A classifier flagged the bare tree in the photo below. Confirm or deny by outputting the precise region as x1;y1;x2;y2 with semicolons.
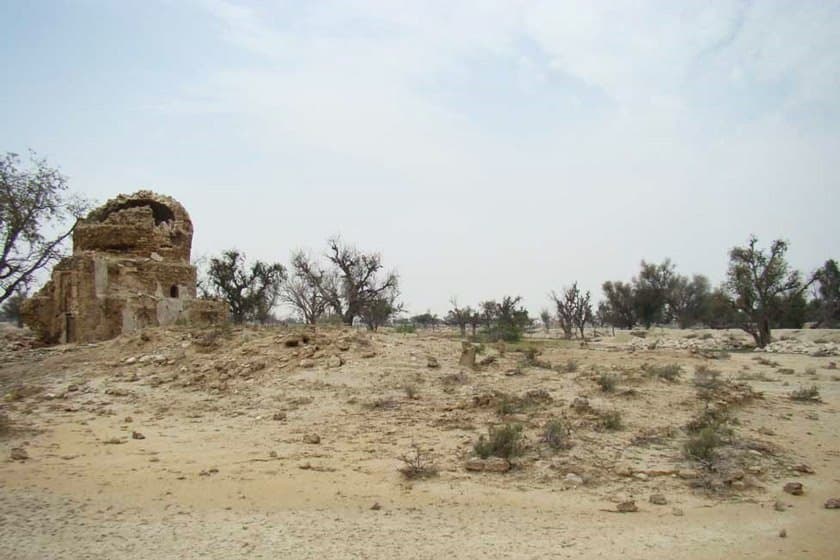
281;251;329;324
550;282;592;339
726;236;814;348
446;298;471;337
322;237;400;326
1;151;88;304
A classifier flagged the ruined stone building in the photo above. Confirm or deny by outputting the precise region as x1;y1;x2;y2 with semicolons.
22;191;227;343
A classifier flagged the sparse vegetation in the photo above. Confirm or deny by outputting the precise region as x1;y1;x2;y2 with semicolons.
395;323;416;334
789;385;820;402
598;410;623;431
541;417;572;450
597;373;618;392
647;363;682;382
684;426;724;467
403;383;419;400
473;424;524;459
561;359;578;373
397;444;438;479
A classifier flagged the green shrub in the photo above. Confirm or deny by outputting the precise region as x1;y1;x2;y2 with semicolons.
542;417;572;450
597;373;618;392
684;426;723;466
598;410;623;431
473;424;524;459
395;323;416;334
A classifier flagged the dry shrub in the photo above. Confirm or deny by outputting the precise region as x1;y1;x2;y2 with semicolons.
541;417;572;450
597;373;618;392
789;385;820;402
398;444;438;479
647;363;682;382
597;410;623;431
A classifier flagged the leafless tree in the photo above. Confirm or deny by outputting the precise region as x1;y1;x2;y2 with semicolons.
550;282;592;339
446;298;471;337
281;251;330;324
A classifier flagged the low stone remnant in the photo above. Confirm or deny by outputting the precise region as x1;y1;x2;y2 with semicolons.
783;482;804;495
825;498;840;509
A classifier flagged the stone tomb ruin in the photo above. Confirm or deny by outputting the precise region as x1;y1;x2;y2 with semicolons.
22;191;227;343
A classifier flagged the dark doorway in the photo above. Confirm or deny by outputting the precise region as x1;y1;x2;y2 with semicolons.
170;285;179;298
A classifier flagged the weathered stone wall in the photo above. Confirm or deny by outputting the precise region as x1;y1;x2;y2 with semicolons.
21;191;227;343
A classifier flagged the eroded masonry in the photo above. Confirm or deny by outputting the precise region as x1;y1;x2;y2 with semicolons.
22;191;227;343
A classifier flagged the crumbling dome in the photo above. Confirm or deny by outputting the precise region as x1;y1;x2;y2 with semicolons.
22;191;226;343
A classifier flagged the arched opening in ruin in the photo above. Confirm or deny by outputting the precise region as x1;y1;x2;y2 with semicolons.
169;285;179;298
94;199;176;225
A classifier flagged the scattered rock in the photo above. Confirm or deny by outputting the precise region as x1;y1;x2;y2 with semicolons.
672;507;684;516
299;359;315;369
616;500;638;513
571;397;590;412
131;431;145;440
272;412;287;421
564;473;584;487
649;494;668;505
824;498;840;509
303;433;321;444
124;416;133;423
465;457;511;473
484;457;512;473
779;529;787;538
361;351;376;359
783;482;804;496
10;447;28;461
102;437;125;445
678;469;699;480
774;500;788;512
791;464;814;474
426;356;440;369
326;355;344;368
370;502;382;511
269;451;278;458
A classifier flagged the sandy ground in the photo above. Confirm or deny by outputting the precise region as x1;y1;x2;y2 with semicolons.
1;325;838;559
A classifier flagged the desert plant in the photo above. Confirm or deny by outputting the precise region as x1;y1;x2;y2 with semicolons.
598;410;623;431
473;423;524;459
395;323;416;334
561;359;578;373
684;426;723;467
397;444;438;479
597;373;618;393
789;385;820;402
541;417;572;450
648;363;682;382
403;383;419;400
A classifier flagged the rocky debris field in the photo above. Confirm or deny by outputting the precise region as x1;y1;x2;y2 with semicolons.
1;324;839;559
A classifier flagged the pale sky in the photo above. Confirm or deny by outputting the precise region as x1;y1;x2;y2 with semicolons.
2;0;838;317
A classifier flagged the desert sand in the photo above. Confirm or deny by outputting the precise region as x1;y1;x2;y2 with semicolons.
1;325;838;559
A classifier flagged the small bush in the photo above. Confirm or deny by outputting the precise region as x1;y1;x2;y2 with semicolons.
805;367;817;376
597;373;618;393
754;356;780;367
441;372;469;386
648;363;682;382
789;385;820;402
563;359;579;373
398;444;438;479
777;367;795;375
473;424;524;459
395;324;416;334
598;410;623;431
693;365;721;389
366;397;399;410
684;426;723;466
685;407;732;435
403;384;419;400
542;417;572;450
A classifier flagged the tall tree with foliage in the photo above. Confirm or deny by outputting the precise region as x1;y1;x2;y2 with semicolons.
669;274;710;328
0;151;88;305
813;259;840;327
600;281;637;329
725;236;813;347
632;259;677;328
205;250;286;323
481;296;530;342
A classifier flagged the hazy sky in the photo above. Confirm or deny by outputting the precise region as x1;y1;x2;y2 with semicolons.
2;0;838;316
